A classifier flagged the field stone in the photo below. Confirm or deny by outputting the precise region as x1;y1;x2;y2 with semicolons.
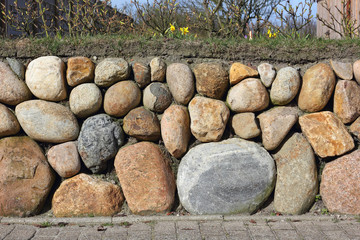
226;78;269;112
78;114;125;173
257;106;299;151
333;80;360;123
15;100;79;143
330;59;353;80
229;62;258;85
353;60;360;84
69;83;103;118
320;149;360;214
298;63;336;112
194;63;229;99
299;111;354;158
0;61;32;105
161;105;191;158
177;138;276;215
0;103;20;137
66;57;95;87
273;133;318;215
133;62;151;88
258;63;276;87
47;142;81;178
94;58;130;87
26;56;67;101
123;107;161;141
6;57;25;80
104;81;141;117
350;116;360;139
189;96;230;142
231;113;260;139
0;136;55;217
143;82;172;113
52;174;124;217
150;57;166;82
270;67;300;105
115;142;176;215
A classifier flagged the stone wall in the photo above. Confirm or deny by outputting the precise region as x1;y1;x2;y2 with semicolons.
0;56;359;217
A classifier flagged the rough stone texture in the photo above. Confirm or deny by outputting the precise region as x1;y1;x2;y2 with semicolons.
350;116;360;139
320;150;360;214
15;100;79;143
333;80;360;124
133;62;151;88
6;57;25;80
94;58;130;87
166;63;195;105
353;60;360;84
0;61;32;105
177;138;275;215
66;57;95;87
270;67;300;105
0;103;20;137
258;63;276;87
231;113;260;139
52;174;124;217
150;57;166;82
0;136;55;217
189;96;230;142
47;142;81;178
194;63;229;99
25;56;67;101
115;142;176;215
143;82;172;113
273;133;318;215
330;59;353;80
69;83;103;118
104;81;141;117
257;106;299;151
226;78;269;112
230;62;258;85
299;111;354;158
77;114;125;173
298;63;336;112
123;107;161;141
161;105;191;158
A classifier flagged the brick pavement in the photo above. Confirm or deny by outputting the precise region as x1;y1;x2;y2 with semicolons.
0;215;359;240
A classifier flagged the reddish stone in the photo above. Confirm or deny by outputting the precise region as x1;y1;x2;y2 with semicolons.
114;142;176;215
320;150;360;214
133;62;151;88
66;57;95;87
230;62;258;85
333;80;360;123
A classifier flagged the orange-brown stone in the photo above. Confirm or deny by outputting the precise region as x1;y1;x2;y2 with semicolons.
333;80;360;124
114;142;176;215
298;63;336;112
52;174;124;217
320;150;360;214
161;105;191;158
66;57;95;87
299;111;354;158
229;62;258;85
0;136;55;217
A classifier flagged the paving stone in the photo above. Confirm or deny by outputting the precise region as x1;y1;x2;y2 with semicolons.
202;236;227;240
341;225;360;236
31;237;56;240
127;222;152;231
324;231;351;240
199;222;225;235
54;231;81;240
313;221;341;230
154;221;176;234
0;225;15;239
154;235;176;240
3;225;36;240
273;230;302;240
78;231;103;240
128;232;152;240
293;225;324;239
223;221;247;231
248;225;276;238
35;228;60;236
227;231;252;240
268;221;293;230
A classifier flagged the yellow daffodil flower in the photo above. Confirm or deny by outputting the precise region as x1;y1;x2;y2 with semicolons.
170;23;175;32
180;27;189;35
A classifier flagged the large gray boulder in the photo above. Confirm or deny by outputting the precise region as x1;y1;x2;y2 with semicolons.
177;138;276;215
78;114;125;173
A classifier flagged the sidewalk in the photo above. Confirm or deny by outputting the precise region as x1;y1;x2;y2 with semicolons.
0;215;359;240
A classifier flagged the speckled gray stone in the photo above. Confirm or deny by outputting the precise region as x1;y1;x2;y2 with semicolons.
143;82;172;113
77;114;125;173
6;58;25;80
177;138;276;215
